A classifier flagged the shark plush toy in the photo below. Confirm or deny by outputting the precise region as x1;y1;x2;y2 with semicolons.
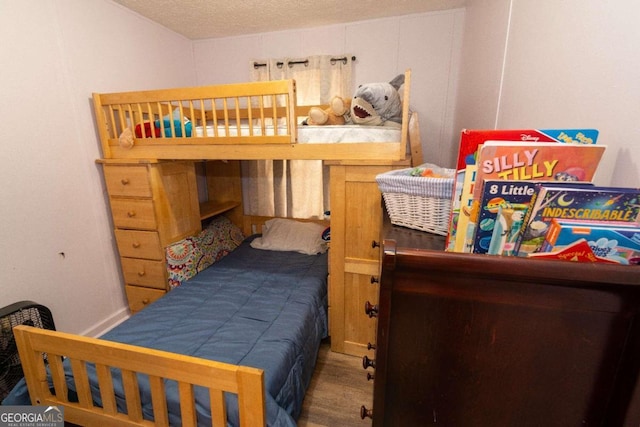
302;74;405;128
350;74;405;128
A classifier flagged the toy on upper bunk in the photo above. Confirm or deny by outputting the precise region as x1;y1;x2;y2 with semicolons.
302;74;405;128
137;109;192;138
303;96;352;126
121;109;192;148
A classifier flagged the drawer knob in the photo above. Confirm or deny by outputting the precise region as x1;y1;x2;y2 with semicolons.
142;298;150;305
362;355;376;370
137;271;146;277
121;178;130;185
367;342;376;351
364;301;379;318
360;406;373;419
371;240;380;248
370;276;379;284
132;242;141;248
127;211;136;217
367;372;375;381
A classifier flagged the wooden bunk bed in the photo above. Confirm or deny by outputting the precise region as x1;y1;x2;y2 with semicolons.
10;70;418;426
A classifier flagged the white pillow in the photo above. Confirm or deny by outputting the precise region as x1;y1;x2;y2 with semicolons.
250;218;328;255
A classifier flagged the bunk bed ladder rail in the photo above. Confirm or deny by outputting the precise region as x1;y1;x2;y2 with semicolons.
13;325;266;427
93;79;297;159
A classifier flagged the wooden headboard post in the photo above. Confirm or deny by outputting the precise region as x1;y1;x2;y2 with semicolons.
399;69;412;161
93;93;112;159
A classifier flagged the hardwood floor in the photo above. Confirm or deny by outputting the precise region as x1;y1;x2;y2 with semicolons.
298;340;374;427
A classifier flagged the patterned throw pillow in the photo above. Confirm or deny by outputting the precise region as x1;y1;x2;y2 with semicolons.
165;216;245;289
165;237;201;289
196;216;245;273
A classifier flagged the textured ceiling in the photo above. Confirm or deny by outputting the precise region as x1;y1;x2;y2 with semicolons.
114;0;466;40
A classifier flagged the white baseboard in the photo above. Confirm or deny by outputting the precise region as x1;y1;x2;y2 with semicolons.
81;307;130;338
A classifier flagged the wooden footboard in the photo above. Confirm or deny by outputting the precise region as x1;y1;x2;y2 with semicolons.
13;325;266;427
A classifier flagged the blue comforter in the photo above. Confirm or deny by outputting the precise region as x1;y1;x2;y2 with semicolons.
5;237;328;426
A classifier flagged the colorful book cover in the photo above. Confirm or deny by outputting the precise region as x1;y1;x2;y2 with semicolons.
527;239;620;264
537;219;640;265
486;204;529;256
452;164;477;252
472;180;537;254
472;142;606;203
514;185;640;257
445;129;599;252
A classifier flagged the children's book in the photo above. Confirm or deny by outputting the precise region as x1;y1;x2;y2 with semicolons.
527;239;620;264
452;164;477;253
472;180;537;254
514;185;640;257
536;219;640;265
487;205;529;256
445;129;599;252
472;142;606;204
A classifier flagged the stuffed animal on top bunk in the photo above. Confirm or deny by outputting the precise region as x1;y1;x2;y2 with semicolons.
302;74;405;128
303;96;352;126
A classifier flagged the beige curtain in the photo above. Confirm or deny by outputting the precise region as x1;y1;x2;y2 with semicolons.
244;55;353;218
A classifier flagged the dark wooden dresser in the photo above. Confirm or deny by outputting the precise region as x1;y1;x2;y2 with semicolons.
362;222;640;426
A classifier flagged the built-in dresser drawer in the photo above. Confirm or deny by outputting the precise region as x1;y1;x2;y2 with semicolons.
103;165;152;198
110;199;157;230
114;229;163;260
124;285;165;312
120;258;166;288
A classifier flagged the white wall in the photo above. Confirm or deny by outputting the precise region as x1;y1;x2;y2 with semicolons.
193;9;466;168
456;0;640;187
0;0;195;335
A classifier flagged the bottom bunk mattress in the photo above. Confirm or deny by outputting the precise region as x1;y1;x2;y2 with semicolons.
108;236;328;426
6;236;329;427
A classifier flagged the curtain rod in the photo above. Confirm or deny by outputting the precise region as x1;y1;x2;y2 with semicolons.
253;56;356;69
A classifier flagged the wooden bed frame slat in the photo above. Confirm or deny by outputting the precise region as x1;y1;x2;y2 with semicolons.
68;359;92;408
122;369;143;422
13;325;266;427
96;363;118;415
178;382;197;426
148;375;169;427
210;389;227;426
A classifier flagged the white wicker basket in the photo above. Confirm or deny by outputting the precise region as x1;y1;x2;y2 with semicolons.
376;164;455;235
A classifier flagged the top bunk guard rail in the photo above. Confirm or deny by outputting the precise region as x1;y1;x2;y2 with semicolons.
93;70;413;162
94;79;298;159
